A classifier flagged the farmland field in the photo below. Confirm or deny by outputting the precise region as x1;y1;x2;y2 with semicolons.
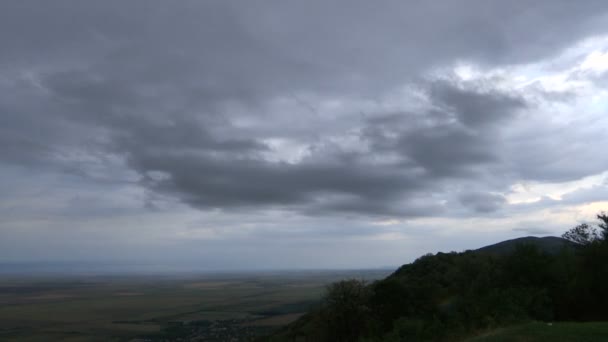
0;269;389;341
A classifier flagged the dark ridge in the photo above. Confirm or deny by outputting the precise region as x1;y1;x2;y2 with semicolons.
263;232;608;342
475;236;576;256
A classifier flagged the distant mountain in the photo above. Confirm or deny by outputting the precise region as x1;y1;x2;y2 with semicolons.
475;236;576;255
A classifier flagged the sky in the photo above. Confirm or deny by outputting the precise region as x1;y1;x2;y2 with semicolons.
1;1;608;271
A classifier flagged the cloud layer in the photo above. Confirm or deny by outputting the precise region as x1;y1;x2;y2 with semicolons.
1;1;608;268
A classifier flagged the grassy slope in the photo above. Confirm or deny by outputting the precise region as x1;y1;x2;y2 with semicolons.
467;322;608;342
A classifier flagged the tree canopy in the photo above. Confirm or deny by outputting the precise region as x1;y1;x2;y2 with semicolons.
267;212;608;342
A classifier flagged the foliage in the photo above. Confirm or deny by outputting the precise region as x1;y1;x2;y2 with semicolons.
467;321;608;342
267;212;608;341
562;223;598;245
320;279;373;342
597;212;608;240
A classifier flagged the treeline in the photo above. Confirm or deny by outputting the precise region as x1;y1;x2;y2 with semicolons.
265;213;608;341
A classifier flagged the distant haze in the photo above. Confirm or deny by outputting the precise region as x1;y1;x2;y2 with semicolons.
1;1;608;270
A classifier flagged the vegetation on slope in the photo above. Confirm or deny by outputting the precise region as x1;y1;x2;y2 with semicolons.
467;321;608;342
265;212;608;341
475;236;576;256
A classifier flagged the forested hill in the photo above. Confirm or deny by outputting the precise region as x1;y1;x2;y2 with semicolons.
474;236;576;255
389;235;575;278
264;214;608;342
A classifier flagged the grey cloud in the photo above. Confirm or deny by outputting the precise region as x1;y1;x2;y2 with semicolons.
3;1;608;91
364;79;528;178
523;81;579;104
0;54;551;218
3;1;608;268
16;40;527;217
108;79;527;216
512;227;554;235
130;148;422;216
1;0;608;221
513;184;608;212
503;114;608;183
458;191;507;213
399;124;495;177
429;79;527;128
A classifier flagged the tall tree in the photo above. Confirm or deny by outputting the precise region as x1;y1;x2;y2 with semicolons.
597;212;608;241
562;223;598;245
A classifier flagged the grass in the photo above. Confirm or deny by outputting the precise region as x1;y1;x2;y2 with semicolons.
467;321;608;342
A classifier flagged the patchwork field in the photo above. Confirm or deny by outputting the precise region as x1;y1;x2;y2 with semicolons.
0;269;389;341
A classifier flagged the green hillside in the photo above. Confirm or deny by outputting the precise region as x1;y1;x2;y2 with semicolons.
468;322;608;342
264;213;608;341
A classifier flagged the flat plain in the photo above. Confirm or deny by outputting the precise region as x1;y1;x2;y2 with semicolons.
0;269;389;341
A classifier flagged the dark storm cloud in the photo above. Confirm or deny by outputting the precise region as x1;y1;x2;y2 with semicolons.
428;80;527;128
32;63;528;216
458;191;507;213
56;76;526;215
3;1;608;91
118;119;428;215
362;80;527;178
2;0;608;218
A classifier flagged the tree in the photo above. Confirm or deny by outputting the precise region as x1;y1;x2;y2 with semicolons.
561;223;598;245
321;279;372;342
597;212;608;241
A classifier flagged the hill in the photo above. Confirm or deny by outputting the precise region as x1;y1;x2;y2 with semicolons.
475;236;576;256
264;228;608;342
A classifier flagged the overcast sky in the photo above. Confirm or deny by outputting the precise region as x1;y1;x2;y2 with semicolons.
1;1;608;271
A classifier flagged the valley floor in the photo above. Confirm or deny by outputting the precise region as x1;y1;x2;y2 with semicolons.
0;269;389;341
